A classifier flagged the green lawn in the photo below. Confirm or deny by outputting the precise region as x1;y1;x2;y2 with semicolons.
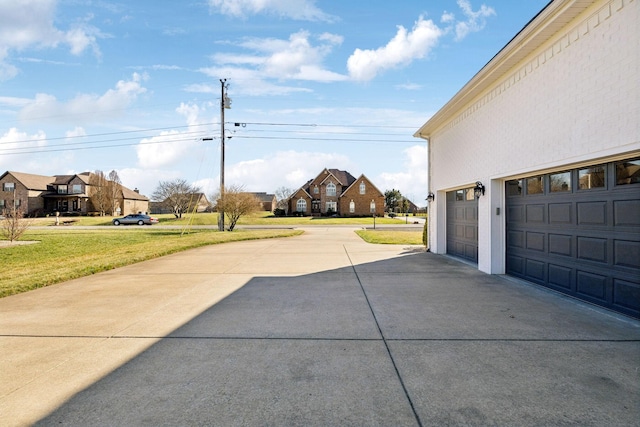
0;228;301;298
355;229;424;245
3;212;426;298
29;211;410;227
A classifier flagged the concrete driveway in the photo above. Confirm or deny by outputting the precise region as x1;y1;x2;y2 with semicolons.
1;227;638;426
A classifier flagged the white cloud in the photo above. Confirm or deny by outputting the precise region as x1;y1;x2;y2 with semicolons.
199;31;345;95
0;0;105;80
347;16;443;82
222;150;353;194
450;0;496;41
65;126;86;138
18;73;147;123
208;0;335;22
135;102;210;169
376;144;428;206
0;127;47;171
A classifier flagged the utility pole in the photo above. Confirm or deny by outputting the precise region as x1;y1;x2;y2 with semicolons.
218;79;231;231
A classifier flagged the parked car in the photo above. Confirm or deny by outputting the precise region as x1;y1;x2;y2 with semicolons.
112;214;159;226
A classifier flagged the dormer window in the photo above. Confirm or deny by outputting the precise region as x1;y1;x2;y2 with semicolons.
72;184;82;194
359;182;366;194
326;182;336;196
57;185;68;194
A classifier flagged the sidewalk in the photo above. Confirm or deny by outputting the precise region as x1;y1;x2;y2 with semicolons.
1;227;638;426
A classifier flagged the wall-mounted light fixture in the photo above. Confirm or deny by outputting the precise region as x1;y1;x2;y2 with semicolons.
474;181;485;199
426;192;435;202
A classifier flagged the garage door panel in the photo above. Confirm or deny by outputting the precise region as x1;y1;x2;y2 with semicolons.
525;259;546;282
613;279;640;312
577;201;607;225
576;271;608;301
526;204;545;223
549;234;572;256
548;264;572;290
577;237;607;263
549;203;572;223
613;199;640;226
614;240;640;269
526;232;545;251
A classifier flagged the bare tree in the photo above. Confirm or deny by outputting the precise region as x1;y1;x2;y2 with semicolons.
217;185;262;231
89;170;109;216
151;179;201;218
274;186;295;211
107;170;122;215
1;206;31;242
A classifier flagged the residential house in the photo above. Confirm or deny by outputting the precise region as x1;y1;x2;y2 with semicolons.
0;171;149;216
414;0;639;318
248;192;277;211
149;193;210;214
288;168;385;217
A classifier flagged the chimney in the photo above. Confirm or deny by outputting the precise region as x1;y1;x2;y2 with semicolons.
134;188;140;193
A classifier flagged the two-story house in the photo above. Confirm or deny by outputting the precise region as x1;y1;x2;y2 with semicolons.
287;168;385;217
0;171;148;216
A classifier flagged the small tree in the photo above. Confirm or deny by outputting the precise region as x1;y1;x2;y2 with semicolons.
151;179;201;218
107;170;122;215
217;185;261;231
384;189;403;213
1;206;31;242
274;186;295;211
89;170;110;216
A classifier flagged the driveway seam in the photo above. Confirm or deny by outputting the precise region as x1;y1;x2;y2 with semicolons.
343;244;424;427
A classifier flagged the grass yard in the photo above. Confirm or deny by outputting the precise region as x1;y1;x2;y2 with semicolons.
29;212;411;227
0;228;302;298
355;229;424;245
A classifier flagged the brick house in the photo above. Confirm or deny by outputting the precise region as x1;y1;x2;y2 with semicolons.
150;193;210;214
287;168;385;217
249;192;277;211
0;171;149;216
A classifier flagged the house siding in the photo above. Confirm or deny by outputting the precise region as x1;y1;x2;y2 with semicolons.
418;0;639;275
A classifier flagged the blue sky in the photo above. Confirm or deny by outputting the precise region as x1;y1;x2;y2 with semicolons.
0;0;550;205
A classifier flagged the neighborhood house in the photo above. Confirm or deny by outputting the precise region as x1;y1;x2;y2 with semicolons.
0;171;149;216
288;168;385;217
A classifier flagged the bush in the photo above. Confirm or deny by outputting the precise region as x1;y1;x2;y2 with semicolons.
273;208;286;217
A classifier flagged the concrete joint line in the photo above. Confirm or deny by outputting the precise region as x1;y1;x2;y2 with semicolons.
343;245;424;427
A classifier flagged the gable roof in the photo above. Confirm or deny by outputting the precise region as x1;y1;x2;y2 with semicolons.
3;171;53;190
248;192;276;203
341;174;384;198
318;168;356;187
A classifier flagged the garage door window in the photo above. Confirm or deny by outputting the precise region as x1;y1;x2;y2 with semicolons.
616;158;640;185
550;172;571;192
578;165;605;190
526;176;544;195
507;179;523;196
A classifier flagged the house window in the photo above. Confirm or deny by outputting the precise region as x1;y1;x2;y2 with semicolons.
326;201;337;213
14;198;21;207
296;199;307;212
326;182;336;196
349;200;355;213
72;184;83;194
313;186;319;194
57;185;68;194
370;200;376;213
359;182;365;194
3;182;14;192
0;200;4;208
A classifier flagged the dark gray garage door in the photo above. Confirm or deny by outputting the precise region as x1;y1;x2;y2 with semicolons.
506;158;640;319
447;188;478;263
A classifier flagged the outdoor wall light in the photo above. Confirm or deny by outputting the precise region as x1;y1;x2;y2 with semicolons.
474;181;485;198
426;192;435;202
